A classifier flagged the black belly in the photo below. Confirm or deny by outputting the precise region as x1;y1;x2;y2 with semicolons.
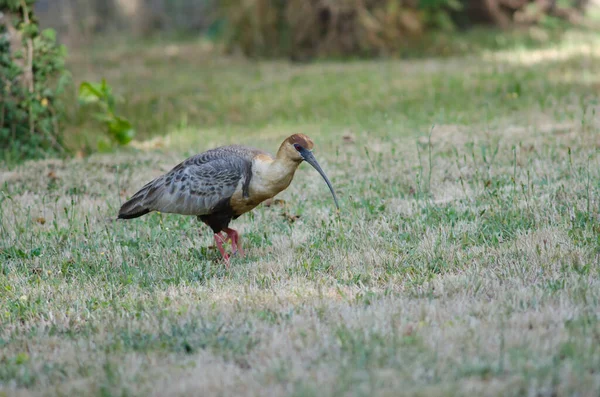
198;211;240;233
197;197;239;233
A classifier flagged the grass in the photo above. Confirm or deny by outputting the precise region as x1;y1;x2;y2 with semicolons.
1;28;600;396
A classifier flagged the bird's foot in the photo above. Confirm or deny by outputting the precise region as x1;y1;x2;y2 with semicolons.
212;228;243;267
213;233;230;269
224;228;244;258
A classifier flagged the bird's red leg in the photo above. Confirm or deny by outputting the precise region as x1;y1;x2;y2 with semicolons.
213;233;230;268
224;228;244;257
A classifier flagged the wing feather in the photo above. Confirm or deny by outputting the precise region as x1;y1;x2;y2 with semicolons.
119;146;263;218
148;156;251;215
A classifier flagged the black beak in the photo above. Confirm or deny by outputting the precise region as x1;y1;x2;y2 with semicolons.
297;147;340;210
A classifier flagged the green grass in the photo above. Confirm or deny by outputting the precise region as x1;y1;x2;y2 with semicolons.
1;29;600;396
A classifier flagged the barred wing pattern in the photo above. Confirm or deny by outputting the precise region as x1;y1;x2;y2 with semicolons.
118;146;266;218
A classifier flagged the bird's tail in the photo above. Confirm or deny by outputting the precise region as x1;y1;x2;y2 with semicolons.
117;181;154;220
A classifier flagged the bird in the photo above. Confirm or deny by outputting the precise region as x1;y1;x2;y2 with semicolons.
117;134;339;267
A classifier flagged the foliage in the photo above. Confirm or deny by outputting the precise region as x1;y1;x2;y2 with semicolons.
219;0;463;59
78;79;135;150
0;0;70;162
219;0;591;59
420;0;463;30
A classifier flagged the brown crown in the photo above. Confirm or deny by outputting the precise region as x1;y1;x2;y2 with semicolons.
286;133;314;150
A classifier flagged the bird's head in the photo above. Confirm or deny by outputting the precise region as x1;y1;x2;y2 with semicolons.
278;133;339;210
279;133;314;162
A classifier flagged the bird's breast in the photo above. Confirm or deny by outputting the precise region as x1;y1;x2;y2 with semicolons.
228;156;297;216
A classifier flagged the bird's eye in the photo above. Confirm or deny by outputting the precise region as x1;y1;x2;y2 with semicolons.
293;143;302;151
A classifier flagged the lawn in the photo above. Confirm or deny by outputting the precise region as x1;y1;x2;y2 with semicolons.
1;29;600;396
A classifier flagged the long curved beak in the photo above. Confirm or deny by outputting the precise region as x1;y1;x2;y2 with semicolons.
298;147;340;210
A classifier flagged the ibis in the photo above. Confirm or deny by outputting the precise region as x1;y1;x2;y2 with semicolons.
118;134;339;266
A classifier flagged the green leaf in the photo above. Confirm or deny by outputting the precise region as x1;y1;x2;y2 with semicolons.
22;23;38;38
41;28;57;42
78;82;104;104
77;78;134;146
108;116;135;145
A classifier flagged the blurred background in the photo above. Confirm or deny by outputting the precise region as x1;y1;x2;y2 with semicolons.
34;0;214;45
1;0;599;162
34;0;598;56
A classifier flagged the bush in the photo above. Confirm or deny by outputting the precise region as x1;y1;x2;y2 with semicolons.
219;0;591;59
78;79;135;151
220;0;462;59
0;0;70;162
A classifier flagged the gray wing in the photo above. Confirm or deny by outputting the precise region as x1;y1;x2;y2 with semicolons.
119;148;258;218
